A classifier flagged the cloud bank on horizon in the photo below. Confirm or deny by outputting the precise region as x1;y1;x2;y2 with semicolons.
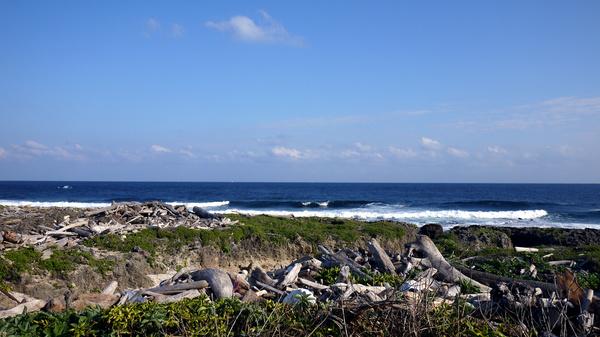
0;2;599;182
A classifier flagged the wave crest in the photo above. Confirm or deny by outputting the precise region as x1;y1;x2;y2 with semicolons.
216;209;549;221
168;201;230;209
0;200;111;208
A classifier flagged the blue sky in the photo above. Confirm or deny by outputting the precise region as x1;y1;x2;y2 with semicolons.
1;1;599;182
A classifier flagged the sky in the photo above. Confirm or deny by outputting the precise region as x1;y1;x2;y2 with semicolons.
1;1;600;183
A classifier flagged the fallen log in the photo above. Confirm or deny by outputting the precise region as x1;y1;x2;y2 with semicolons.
318;245;371;280
54;219;87;233
277;263;301;288
155;289;202;303
407;235;491;292
45;231;78;237
455;265;557;294
255;281;285;295
250;267;276;286
71;294;119;311
70;227;94;237
515;247;539;253
146;280;209;295
298;277;330;291
102;281;119;295
368;238;396;275
548;260;575;266
0;299;46;319
85;205;115;217
190;269;233;299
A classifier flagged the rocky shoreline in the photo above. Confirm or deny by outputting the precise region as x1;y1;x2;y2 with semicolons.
0;203;599;335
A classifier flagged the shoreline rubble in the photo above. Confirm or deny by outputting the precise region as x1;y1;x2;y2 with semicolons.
0;202;598;334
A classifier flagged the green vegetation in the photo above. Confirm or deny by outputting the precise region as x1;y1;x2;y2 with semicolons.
316;266;341;285
0;295;515;337
316;266;406;287
0;247;114;281
433;232;469;258
458;279;481;294
85;215;411;255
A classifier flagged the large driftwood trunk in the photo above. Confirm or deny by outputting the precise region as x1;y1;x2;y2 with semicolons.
455;265;557;294
408;235;491;292
368;238;396;275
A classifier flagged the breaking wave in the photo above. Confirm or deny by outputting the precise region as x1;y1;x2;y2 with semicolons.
216;209;549;222
167;201;230;209
0;200;231;209
0;200;111;208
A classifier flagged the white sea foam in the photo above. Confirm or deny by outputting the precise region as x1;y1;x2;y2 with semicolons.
0;200;231;209
167;201;230;209
301;201;329;207
0;200;111;208
215;208;549;221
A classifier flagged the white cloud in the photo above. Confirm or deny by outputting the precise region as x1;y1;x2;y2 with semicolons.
447;147;469;158
487;145;507;154
491;96;600;130
353;142;372;152
556;145;576;157
205;10;303;46
271;146;303;159
151;144;172;153
10;141;85;160
145;18;161;36
420;137;443;151
540;96;600;116
179;148;196;158
171;23;185;38
339;149;360;158
25;140;48;151
339;143;384;160
389;146;417;159
0;147;6;159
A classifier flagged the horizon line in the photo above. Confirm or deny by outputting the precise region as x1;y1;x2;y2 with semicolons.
0;180;599;185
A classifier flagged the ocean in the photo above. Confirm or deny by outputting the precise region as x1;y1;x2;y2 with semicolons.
0;181;599;229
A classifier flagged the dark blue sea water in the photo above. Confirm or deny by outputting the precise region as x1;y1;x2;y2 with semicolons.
1;182;599;228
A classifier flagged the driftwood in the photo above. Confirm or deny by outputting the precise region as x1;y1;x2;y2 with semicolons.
298;277;330;290
408;235;491;292
190;268;233;299
455;265;557;294
400;268;439;292
255;281;285;295
548;260;575;266
278;263;301;288
515;247;539;253
250;266;276;286
318;245;371;280
101;281;118;295
0;299;46;319
368;238;396;275
53;219;87;233
71;294;119;311
147;280;209;295
155;289;202;304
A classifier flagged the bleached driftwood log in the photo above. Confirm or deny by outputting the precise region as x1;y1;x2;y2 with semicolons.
190;269;233;299
454;265;557;293
318;245;371;280
407;235;491;292
368;238;396;275
278;263;301;288
0;299;46;319
146;280;209;295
